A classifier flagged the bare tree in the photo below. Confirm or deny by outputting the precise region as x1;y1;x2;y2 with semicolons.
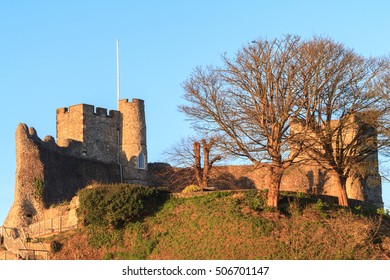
193;138;222;189
164;136;222;189
180;35;310;208
164;136;197;168
180;35;390;208
295;38;390;207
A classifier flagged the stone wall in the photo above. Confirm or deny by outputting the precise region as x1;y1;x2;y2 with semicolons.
288;113;381;205
83;106;121;163
4;124;45;229
57;105;85;143
56;104;121;163
148;162;383;207
40;143;120;206
4;124;121;229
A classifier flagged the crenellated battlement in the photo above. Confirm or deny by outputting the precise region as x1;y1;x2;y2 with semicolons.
57;104;121;119
120;98;144;106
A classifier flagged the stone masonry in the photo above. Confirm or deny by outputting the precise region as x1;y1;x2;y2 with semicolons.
4;98;148;228
4;98;383;229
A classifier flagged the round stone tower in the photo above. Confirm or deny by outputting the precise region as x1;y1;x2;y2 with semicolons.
118;98;148;184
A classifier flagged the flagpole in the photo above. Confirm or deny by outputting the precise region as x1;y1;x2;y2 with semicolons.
116;38;120;109
116;38;123;182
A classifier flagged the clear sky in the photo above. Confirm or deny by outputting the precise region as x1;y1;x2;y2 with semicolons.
1;0;390;224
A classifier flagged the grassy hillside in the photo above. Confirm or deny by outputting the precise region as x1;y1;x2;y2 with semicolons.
47;186;390;260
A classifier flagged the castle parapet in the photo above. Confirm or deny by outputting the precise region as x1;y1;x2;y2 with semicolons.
57;104;121;118
119;98;144;105
95;107;107;116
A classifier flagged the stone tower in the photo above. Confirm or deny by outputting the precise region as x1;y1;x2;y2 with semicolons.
119;98;148;183
55;98;148;183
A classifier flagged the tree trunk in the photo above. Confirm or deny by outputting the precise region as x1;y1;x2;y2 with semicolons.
193;139;221;190
193;142;203;188
267;164;283;208
202;140;210;189
332;170;349;207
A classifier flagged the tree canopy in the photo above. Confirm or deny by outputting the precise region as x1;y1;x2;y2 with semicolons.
180;35;390;207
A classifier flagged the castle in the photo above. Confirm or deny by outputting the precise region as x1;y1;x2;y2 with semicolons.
56;98;148;182
4;98;148;228
3;98;383;229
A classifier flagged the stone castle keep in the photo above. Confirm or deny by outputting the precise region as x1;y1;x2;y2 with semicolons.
56;98;148;182
5;98;148;228
4;98;383;229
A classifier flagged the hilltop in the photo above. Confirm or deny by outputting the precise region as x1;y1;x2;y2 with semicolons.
44;186;390;260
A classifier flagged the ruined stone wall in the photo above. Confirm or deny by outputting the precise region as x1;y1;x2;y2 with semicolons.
4;124;45;229
149;162;383;207
119;99;148;183
4;124;121;229
38;196;79;222
40;142;120;205
286;114;382;206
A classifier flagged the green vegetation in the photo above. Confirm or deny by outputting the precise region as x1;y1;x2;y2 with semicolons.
33;177;45;200
182;184;202;194
87;226;123;249
51;187;390;260
377;208;390;217
243;189;267;211
77;184;169;228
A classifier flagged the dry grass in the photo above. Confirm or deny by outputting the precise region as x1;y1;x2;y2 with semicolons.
49;191;390;260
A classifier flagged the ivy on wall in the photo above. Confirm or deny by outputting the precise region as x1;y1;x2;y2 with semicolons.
33;177;45;200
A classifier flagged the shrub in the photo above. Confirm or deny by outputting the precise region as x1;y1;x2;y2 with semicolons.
354;205;363;215
243;190;266;212
309;199;328;218
77;184;169;228
295;191;309;199
377;208;390;217
315;199;324;211
182;185;202;194
287;199;302;217
50;240;63;253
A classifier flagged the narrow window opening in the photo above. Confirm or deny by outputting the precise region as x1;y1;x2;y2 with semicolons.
138;152;146;170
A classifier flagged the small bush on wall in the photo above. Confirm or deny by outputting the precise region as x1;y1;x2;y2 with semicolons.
33;177;45;200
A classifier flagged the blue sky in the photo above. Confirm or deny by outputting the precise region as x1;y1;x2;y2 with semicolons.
1;0;390;224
